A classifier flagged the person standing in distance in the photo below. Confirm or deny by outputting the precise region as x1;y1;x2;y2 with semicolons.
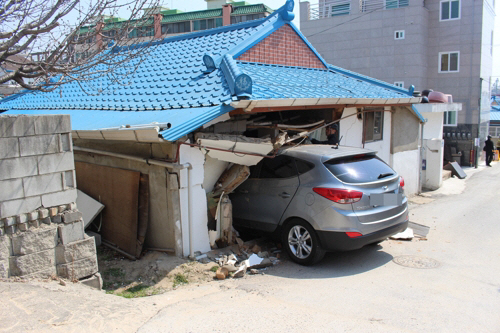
484;135;495;167
311;123;339;145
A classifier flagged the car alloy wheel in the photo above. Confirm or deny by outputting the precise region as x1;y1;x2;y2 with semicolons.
282;219;325;265
288;225;312;259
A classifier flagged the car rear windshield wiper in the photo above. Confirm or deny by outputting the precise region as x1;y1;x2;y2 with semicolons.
378;172;393;179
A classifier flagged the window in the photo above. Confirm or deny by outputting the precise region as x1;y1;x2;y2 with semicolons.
364;108;384;142
259;156;298;179
230;14;265;24
161;21;191;35
439;51;459;73
443;111;457;126
394;30;405;40
440;0;460;21
193;18;223;31
129;26;154;38
394;81;404;88
324;155;395;183
385;0;409;9
294;158;315;175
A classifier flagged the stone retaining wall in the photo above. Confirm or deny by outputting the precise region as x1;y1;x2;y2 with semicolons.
0;115;98;284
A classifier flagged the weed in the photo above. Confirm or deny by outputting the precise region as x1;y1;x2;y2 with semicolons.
113;284;163;298
173;273;188;287
210;266;219;272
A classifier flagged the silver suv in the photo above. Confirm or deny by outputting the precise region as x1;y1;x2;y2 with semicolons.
230;145;409;265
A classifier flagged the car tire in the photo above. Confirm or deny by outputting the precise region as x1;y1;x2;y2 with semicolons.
282;219;325;266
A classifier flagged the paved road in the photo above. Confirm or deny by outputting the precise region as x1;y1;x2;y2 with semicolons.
1;163;499;333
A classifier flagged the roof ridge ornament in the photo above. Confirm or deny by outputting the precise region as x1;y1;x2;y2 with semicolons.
281;0;295;22
220;54;252;98
203;54;217;73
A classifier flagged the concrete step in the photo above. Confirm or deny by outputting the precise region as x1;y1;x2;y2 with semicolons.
442;169;452;181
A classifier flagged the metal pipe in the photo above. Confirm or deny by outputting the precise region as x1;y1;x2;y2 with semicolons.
73;146;190;170
187;163;194;259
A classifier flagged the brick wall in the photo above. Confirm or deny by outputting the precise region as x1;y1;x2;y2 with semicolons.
237;24;326;69
0;115;99;284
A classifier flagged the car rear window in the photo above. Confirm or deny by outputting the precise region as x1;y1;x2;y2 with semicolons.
324;155;396;183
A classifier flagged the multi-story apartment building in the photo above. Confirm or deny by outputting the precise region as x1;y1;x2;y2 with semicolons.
74;1;273;60
300;0;495;166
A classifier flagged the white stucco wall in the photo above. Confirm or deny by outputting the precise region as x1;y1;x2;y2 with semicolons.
203;155;229;193
179;145;211;257
392;149;420;196
421;112;444;140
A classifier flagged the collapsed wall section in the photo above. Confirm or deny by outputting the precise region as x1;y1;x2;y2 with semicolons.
0;115;99;283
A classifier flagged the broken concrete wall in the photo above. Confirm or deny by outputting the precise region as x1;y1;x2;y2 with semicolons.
0;115;98;281
73;139;179;253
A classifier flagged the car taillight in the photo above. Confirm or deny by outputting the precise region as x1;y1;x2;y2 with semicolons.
346;232;363;238
399;176;405;189
313;188;363;204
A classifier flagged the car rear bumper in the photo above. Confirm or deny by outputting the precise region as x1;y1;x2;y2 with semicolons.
316;220;409;252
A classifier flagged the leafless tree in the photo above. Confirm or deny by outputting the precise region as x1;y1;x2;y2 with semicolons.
0;0;161;92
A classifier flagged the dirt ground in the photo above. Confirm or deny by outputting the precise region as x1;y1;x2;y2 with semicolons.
98;237;281;298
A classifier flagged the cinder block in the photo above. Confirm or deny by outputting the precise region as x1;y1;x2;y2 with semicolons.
51;214;62;223
80;273;102;290
18;223;28;231
33;115;71;135
37;152;75;175
0;179;24;201
58;205;67;213
11;226;58;256
56;256;98;280
9;248;56;276
55;237;96;264
0;115;36;138
62;211;83;224
49;207;58;216
63;170;76;189
23;173;64;197
0;156;38;181
0;196;41;219
3;217;16;227
0;138;20;159
16;214;28;224
5;225;16;234
60;133;73;152
19;134;60;157
58;220;84;245
38;208;49;218
28;211;38;221
41;189;77;208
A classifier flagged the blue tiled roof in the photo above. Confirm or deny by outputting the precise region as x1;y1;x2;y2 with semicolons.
0;0;416;141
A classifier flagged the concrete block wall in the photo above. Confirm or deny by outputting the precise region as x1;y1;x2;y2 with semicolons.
0;115;77;218
0;115;98;283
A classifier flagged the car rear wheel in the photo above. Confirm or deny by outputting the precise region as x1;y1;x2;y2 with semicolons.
282;219;325;266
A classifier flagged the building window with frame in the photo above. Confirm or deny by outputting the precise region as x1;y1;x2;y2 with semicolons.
364;108;384;142
394;81;404;88
443;111;457;126
161;21;191;35
394;30;405;40
385;0;409;9
439;51;459;73
440;0;460;21
193;18;223;31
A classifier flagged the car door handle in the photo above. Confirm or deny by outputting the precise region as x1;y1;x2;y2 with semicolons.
239;189;249;194
279;192;291;198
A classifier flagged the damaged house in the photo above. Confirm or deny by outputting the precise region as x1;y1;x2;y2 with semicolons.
1;0;427;258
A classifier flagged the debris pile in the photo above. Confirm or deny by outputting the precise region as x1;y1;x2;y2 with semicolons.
197;238;281;280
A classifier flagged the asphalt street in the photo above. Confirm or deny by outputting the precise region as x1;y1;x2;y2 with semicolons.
1;163;499;333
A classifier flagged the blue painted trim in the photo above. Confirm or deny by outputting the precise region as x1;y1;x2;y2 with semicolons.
220;54;252;97
328;64;413;96
411;104;426;123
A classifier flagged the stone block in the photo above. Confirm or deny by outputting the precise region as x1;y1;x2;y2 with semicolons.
38;208;49;218
51;214;62;223
62;211;83;224
12;226;58;256
18;223;28;231
56;256;98;280
49;207;58;216
63;170;76;189
55;237;96;264
37;152;75;175
86;231;101;247
5;225;17;234
0;138;20;159
60;133;72;152
0;235;12;260
0;227;4;236
41;217;51;225
0;196;41;219
0;179;24;201
58;220;84;245
41;189;77;208
0;156;38;181
29;220;40;228
68;202;77;210
21;267;57;279
0;115;36;138
80;273;103;290
19;134;60;157
9;248;56;276
0;260;8;278
28;211;39;221
17;213;28;224
58;205;67;213
33;115;71;135
23;173;64;197
3;217;16;227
